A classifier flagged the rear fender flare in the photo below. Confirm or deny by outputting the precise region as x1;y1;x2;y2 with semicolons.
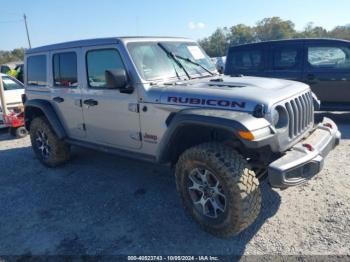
24;99;66;139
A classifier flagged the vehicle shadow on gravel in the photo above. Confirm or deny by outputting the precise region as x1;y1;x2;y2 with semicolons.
0;145;281;256
0;128;12;141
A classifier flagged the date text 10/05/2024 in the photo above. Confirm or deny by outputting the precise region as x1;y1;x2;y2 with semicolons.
127;256;220;261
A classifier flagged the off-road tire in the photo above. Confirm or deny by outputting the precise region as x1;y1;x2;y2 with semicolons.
175;142;261;238
29;117;70;167
15;126;28;138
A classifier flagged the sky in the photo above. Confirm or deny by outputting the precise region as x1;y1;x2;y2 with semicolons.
0;0;349;50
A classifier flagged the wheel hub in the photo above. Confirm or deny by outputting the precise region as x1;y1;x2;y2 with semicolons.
188;168;226;218
203;187;214;198
35;130;51;159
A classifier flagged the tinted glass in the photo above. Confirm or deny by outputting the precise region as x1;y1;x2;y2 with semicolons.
1;66;10;74
273;47;300;70
308;46;350;69
53;52;78;87
2;76;23;90
27;55;47;86
229;49;262;70
87;49;125;88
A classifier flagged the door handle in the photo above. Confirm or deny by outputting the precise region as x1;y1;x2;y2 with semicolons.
83;99;98;106
53;96;64;103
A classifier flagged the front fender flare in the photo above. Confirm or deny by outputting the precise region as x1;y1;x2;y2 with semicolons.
156;108;271;163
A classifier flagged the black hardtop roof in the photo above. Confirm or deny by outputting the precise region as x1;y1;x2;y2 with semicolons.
26;36;191;55
229;38;350;49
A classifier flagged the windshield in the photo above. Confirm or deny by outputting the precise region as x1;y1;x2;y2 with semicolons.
127;41;217;81
2;76;24;91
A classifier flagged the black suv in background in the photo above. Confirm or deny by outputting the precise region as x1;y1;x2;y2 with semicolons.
225;39;350;110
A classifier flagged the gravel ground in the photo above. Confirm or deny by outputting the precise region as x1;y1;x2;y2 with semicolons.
0;112;349;257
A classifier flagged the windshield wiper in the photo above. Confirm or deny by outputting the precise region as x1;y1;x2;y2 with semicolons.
157;43;191;80
174;54;215;76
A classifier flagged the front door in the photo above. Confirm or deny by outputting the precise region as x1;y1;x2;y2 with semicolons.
81;46;141;149
50;49;86;139
303;43;350;104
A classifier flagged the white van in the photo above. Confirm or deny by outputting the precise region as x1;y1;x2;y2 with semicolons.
0;73;24;128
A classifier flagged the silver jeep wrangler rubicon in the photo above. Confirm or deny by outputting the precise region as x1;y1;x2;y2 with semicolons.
24;37;341;238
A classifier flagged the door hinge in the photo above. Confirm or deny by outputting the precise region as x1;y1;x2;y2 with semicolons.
128;103;140;113
75;99;83;107
78;123;86;131
130;132;142;141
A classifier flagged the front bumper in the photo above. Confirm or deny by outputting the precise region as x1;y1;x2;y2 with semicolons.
268;117;341;188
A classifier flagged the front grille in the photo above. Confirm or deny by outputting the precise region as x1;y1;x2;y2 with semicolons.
285;92;314;139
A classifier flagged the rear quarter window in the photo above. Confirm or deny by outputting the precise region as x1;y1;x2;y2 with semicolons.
308;45;350;70
27;55;47;86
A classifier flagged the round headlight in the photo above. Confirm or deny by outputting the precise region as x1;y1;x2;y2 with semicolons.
271;106;288;129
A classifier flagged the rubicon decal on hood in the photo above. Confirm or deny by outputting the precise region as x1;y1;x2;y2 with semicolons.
167;96;246;108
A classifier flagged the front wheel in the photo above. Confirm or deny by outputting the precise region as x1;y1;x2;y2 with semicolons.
175;143;261;238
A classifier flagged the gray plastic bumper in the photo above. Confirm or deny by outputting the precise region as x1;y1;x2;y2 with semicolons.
268;117;341;188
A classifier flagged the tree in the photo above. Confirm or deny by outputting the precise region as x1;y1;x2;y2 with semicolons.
0;48;25;65
328;26;350;40
199;28;230;57
228;24;256;46
255;17;296;41
297;22;328;38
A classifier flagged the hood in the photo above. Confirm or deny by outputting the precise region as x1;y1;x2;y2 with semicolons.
144;76;310;113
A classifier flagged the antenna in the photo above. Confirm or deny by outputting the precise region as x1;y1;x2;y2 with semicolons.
23;14;32;48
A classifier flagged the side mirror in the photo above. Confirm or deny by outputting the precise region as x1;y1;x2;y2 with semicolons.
105;69;133;93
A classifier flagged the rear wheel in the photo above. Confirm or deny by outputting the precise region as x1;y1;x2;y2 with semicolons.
175;142;261;238
29;117;70;167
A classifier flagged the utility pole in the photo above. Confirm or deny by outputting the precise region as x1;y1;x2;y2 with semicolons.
23;14;31;49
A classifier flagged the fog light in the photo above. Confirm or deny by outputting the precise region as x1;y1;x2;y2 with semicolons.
324;123;333;129
303;143;314;152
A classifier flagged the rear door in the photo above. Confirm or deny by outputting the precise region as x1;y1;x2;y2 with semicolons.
303;42;350;104
264;42;304;81
225;45;266;76
49;49;86;139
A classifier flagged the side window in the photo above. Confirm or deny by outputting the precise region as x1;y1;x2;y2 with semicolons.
27;55;47;86
273;47;301;70
308;46;350;70
53;52;78;87
230;49;262;70
2;76;23;90
86;49;125;88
